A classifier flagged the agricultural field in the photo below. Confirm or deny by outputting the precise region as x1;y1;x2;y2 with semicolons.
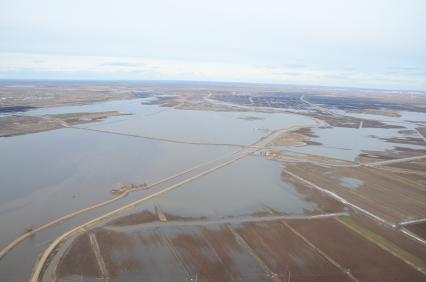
0;81;425;281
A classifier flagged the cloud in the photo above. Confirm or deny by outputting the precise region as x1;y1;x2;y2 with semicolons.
389;66;420;71
0;52;425;91
283;63;306;69
101;62;146;67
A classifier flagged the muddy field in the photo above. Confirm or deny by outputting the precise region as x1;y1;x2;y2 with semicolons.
267;131;308;147
0;81;144;109
418;128;426;139
54;215;425;282
357;147;426;164
379;159;426;187
51;171;423;282
405;223;426;241
0;115;64;137
287;218;425;281
348;214;426;262
285;162;426;223
307;111;402;129
349;108;402;117
381;136;426;146
56;233;102;279
109;210;159;227
234;221;353;281
0;111;123;136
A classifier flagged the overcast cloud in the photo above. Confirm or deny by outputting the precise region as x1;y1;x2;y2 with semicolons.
0;0;425;90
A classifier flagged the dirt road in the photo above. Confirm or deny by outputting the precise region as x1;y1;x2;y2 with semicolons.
365;155;426;167
104;212;349;231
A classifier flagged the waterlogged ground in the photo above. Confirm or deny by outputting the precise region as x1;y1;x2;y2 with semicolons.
118;156;318;219
0;97;318;281
0;130;235;281
0;129;235;246
289;126;426;161
81;102;316;145
1;93;426;281
18;97;316;144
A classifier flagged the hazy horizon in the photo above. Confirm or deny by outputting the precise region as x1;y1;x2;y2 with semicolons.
1;0;425;90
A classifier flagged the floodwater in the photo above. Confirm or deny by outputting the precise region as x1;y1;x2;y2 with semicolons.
0;97;316;281
0;128;235;246
66;225;268;282
4;96;423;281
83;106;315;145
332;109;426;129
340;177;364;190
290;126;426;161
111;156;317;221
19;97;316;145
0;128;234;281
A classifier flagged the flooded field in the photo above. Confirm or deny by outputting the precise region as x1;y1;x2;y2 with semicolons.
285;162;426;223
289;126;426;161
52;217;426;282
82;104;315;145
0;96;320;281
117;156;318;219
1;83;425;281
0;130;237;280
0;128;235;242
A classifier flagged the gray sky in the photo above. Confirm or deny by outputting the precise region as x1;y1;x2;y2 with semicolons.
1;0;425;90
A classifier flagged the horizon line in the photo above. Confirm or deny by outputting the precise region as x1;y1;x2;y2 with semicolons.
1;78;424;94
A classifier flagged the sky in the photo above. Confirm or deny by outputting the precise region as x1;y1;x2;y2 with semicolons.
0;0;425;90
